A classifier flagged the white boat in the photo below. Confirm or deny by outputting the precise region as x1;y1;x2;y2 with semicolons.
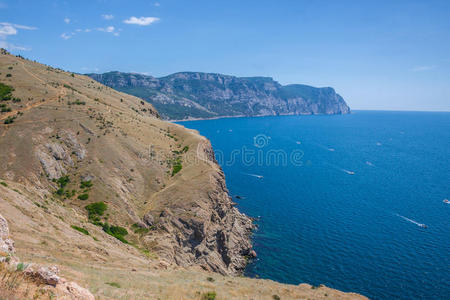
443;199;450;204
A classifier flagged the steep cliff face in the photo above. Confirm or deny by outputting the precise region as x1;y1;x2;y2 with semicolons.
88;71;351;120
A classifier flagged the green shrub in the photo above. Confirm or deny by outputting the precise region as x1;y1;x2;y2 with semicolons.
132;223;149;235
102;223;128;243
80;180;93;188
56;188;64;196
3;116;15;124
16;262;28;271
106;282;121;288
85;202;107;218
55;175;70;188
78;193;89;200
1;106;11;112
0;82;13;100
71;225;89;235
272;295;281;300
172;163;182;176
69;100;86;105
0;181;7;187
206;277;215;282
202;291;216;300
5;73;12;78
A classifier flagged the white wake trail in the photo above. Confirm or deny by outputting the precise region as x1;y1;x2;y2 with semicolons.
396;214;427;228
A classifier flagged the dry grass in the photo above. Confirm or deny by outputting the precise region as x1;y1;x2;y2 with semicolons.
0;263;56;300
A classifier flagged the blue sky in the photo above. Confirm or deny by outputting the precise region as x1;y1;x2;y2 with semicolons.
1;0;449;111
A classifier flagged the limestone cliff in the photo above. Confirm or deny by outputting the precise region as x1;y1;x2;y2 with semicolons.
88;71;351;120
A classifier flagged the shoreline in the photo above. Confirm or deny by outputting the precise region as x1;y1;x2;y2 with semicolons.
168;111;351;123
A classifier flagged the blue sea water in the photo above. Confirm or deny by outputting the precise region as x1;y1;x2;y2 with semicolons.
178;111;450;300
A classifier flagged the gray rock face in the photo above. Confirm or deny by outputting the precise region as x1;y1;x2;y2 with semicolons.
143;140;255;275
0;213;15;258
88;71;351;120
36;130;86;179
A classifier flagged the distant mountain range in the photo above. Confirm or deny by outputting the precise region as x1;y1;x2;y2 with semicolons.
87;71;350;120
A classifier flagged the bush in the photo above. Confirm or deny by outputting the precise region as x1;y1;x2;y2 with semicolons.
106;282;121;288
0;82;13;100
0;182;7;187
80;180;93;188
5;74;11;78
202;291;216;300
3;116;15;124
55;175;70;188
16;262;28;271
172;163;182;176
77;193;89;200
71;225;89;235
102;223;128;243
132;223;149;235
272;295;281;300
1;107;11;112
85;202;107;218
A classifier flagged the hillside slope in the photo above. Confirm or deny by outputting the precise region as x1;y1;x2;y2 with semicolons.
88;71;351;120
0;50;366;299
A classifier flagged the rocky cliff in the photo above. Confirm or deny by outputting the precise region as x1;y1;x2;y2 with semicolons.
88;71;351;120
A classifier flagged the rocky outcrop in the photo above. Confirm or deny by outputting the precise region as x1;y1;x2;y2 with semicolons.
88;71;351;120
144;139;255;275
0;213;94;299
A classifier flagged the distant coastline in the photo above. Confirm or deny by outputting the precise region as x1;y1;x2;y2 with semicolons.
170;111;352;122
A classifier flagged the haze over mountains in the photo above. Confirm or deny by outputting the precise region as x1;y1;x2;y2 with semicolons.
88;71;350;120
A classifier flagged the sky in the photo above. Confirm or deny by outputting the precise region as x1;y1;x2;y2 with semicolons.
0;0;449;111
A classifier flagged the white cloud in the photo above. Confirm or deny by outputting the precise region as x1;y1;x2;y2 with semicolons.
0;22;36;51
61;33;72;40
102;14;114;20
97;26;119;36
410;65;436;72
0;40;30;51
64;17;70;24
0;24;17;37
123;16;159;26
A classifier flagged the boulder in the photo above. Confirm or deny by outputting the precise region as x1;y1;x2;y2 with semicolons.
143;213;155;226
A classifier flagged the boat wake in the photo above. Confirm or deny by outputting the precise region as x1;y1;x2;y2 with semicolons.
242;173;264;179
325;163;355;175
396;214;427;228
366;161;375;167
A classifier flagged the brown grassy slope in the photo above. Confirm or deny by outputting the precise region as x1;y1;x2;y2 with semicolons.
0;51;367;299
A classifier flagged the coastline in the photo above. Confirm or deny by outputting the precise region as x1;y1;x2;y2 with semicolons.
168;111;351;123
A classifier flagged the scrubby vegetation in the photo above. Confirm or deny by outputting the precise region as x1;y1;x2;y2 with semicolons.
71;225;89;235
77;193;89;200
68;99;86;105
202;291;217;300
106;282;121;288
85;201;107;222
0;181;7;187
131;223;149;235
3;116;16;124
84;202;129;243
102;223;129;243
80;180;93;188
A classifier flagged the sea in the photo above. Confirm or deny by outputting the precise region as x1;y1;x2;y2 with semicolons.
178;111;450;300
